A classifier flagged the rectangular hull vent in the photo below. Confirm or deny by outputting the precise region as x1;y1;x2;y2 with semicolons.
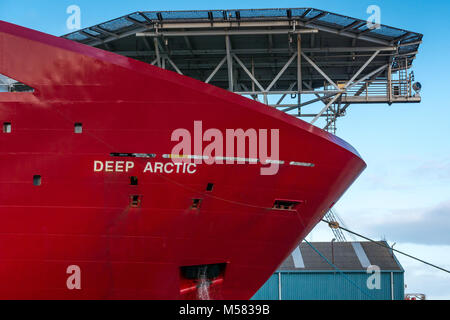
273;199;303;210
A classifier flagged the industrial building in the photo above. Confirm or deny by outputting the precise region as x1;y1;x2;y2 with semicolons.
252;241;405;300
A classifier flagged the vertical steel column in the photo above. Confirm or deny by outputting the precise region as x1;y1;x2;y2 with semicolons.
278;272;282;300
297;34;302;114
257;57;268;104
388;63;392;103
225;35;234;92
153;37;161;68
391;272;395;300
251;57;255;93
251;58;259;101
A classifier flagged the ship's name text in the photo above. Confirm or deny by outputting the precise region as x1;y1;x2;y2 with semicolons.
93;160;197;174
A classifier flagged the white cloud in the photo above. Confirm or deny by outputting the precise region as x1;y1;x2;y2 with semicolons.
412;158;450;181
365;201;450;245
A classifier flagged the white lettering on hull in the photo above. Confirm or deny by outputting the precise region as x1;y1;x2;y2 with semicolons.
93;161;197;174
94;160;134;172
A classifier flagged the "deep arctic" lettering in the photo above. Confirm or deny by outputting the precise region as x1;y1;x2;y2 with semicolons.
93;160;197;174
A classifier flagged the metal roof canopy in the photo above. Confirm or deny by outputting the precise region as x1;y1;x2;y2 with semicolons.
62;8;423;132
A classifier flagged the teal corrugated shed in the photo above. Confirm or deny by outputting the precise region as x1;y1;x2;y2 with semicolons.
252;271;404;300
252;274;279;300
252;241;405;300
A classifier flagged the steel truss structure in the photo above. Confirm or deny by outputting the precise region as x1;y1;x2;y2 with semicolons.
62;8;423;132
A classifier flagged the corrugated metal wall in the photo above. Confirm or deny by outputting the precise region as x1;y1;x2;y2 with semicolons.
252;271;404;300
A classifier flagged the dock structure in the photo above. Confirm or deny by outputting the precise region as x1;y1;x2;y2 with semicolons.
62;8;422;132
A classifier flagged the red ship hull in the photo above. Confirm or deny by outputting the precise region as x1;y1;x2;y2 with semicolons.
0;21;365;299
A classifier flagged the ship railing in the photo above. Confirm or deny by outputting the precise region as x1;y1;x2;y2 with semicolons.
323;77;415;103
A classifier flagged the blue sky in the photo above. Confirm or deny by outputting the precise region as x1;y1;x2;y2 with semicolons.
1;0;449;299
